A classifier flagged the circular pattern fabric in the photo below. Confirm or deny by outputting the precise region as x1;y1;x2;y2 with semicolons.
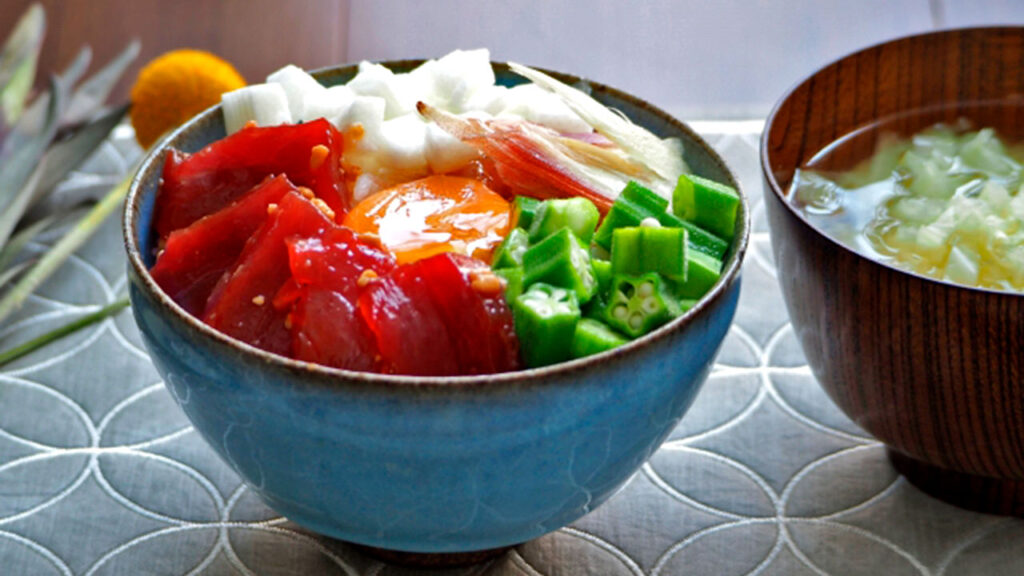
0;123;1020;575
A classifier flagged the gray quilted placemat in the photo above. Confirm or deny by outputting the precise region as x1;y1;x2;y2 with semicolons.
0;123;1021;576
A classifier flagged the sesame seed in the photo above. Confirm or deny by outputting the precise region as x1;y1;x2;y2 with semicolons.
297;186;315;199
470;270;503;295
309;144;330;171
358;232;383;250
267;203;279;215
357;269;379;288
311;198;336;220
252;295;266;306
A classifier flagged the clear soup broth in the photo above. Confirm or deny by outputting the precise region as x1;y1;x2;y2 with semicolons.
788;103;1024;291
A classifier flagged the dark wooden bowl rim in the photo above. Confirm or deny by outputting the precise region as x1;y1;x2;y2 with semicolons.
760;26;1024;299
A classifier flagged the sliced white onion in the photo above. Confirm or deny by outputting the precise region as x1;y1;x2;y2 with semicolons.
348;61;414;119
379;114;428;171
979;181;1011;212
464;84;510;116
424;121;479;173
402;59;441;111
1010;188;1024;220
431;48;494;112
340;96;387;150
914;224;949;260
267;64;324;121
945;244;980;285
303;84;356;125
221;84;292;134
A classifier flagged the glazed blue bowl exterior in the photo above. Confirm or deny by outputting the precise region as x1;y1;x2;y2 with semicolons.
124;62;748;553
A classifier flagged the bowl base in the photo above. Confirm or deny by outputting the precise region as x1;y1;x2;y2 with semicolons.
351;543;512;568
889;450;1024;517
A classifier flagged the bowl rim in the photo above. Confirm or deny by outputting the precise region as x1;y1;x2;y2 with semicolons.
760;25;1024;298
123;59;750;389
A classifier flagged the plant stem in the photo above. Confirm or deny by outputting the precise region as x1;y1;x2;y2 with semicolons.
0;296;129;367
0;171;131;326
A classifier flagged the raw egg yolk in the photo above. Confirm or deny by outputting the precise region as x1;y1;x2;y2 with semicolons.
343;175;511;265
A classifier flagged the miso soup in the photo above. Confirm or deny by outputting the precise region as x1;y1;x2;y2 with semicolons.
789;116;1024;291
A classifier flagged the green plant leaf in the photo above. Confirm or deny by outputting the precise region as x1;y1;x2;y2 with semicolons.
0;296;129;366
36;103;129;200
1;47;88;160
0;13;139;355
0;3;45;127
0;260;31;290
0;212;57;274
64;40;139;126
0;171;132;325
0;76;62;249
0;45;93;251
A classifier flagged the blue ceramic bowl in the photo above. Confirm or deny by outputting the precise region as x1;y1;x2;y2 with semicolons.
123;61;748;554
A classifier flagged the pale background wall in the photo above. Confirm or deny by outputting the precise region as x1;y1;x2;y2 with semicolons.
347;0;1024;119
3;0;1023;120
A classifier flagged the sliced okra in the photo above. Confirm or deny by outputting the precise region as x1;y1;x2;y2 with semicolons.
570;318;630;358
512;196;542;230
673;173;740;240
528;197;601;243
679;219;729;260
603;273;682;338
591;258;613;294
522;228;597;303
493;266;525;305
491;228;530;269
512;283;581;367
622;180;669;213
610;226;688;282
593;192;647;251
672;250;722;299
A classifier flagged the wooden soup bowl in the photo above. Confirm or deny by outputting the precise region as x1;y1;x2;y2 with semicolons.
762;27;1024;516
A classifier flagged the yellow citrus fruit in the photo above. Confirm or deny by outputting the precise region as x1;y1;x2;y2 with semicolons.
130;49;245;148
